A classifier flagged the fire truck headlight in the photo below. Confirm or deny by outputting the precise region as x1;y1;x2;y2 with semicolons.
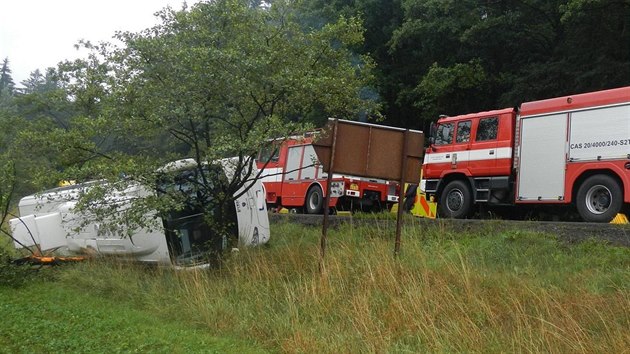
419;179;427;193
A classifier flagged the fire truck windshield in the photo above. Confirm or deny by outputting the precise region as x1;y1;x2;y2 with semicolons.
434;123;454;145
259;144;280;163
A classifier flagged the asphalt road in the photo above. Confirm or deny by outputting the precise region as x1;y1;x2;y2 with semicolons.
270;213;630;247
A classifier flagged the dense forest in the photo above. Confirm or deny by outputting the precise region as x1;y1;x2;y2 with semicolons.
0;0;629;201
301;0;630;130
3;1;629;127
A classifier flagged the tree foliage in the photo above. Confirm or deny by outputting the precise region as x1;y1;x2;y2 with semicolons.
0;58;15;97
102;0;374;161
0;0;629;254
302;0;630;128
2;0;375;249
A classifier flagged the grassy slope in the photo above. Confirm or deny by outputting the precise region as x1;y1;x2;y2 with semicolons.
1;220;629;353
0;281;267;353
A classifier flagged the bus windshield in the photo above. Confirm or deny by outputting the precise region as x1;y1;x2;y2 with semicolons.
157;165;237;266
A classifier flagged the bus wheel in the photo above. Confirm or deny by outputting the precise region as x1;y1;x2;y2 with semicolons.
306;186;324;214
576;174;622;222
439;180;473;218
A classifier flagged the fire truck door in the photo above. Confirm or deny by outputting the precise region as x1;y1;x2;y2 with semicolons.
284;146;302;182
282;145;304;200
517;113;567;201
451;120;472;171
468;117;500;176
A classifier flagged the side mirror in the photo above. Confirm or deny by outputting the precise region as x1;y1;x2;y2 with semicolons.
429;122;437;139
429;136;435;145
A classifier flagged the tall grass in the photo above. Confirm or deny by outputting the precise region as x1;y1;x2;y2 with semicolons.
57;221;629;353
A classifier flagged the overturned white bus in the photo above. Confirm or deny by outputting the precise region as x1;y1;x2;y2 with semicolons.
9;158;270;267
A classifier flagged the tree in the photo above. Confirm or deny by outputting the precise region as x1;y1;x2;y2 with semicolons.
297;0;404;123
1;63;106;194
384;0;491;125
15;68;74;125
555;0;630;92
36;0;375;255
384;0;630;127
0;58;15;97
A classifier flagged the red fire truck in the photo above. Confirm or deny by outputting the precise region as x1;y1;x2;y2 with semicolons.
422;86;630;222
256;133;398;214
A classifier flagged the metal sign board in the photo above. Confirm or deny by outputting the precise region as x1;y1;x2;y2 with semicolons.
312;119;424;183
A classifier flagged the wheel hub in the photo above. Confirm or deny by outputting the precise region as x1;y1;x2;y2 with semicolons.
586;185;612;215
447;190;464;212
309;193;320;209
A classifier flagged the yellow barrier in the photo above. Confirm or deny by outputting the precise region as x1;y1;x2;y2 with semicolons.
611;213;628;224
411;188;437;219
391;183;437;219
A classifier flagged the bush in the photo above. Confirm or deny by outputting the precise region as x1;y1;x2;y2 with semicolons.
0;247;38;288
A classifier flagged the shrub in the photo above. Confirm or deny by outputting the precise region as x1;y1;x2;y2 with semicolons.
0;247;38;288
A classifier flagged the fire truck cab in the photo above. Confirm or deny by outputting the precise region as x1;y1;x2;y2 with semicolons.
423;86;630;222
424;108;516;218
257;134;397;214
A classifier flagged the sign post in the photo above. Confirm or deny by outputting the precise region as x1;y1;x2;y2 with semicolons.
313;119;424;260
394;129;410;256
320;119;338;273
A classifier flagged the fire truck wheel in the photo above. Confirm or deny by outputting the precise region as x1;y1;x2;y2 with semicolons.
306;186;324;214
576;174;622;222
439;180;473;218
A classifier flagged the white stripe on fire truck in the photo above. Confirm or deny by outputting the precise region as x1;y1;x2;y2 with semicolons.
423;147;513;164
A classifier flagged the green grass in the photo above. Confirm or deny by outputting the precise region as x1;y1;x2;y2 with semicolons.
1;220;629;353
0;280;267;353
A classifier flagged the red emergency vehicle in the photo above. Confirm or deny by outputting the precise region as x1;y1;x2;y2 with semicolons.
422;86;630;222
257;133;398;214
